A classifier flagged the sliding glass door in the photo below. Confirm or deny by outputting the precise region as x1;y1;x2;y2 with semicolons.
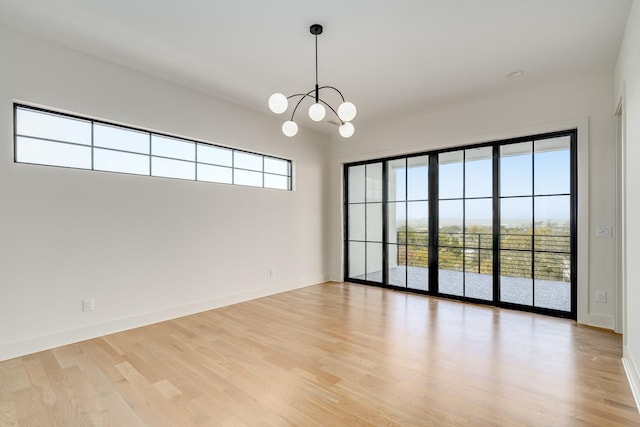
344;130;576;319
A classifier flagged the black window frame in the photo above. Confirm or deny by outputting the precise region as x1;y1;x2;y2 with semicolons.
13;103;293;191
344;129;577;320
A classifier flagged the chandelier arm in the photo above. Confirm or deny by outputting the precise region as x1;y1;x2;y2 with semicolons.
288;89;316;120
318;85;346;102
318;99;344;125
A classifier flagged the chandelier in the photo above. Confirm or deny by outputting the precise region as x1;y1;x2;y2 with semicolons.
268;24;357;138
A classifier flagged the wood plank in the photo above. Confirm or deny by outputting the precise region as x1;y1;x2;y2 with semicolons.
0;282;638;426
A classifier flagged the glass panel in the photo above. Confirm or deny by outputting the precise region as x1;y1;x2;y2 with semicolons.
197;164;232;184
233;169;262;187
152;157;195;180
407;155;429;200
94;124;149;154
366;203;383;242
500;142;532;197
94;148;149;175
465;251;493;301
500;250;533;306
534;195;570;250
264;173;289;190
439;247;463;296
366;242;383;283
387;244;407;288
439;200;463;247
534;136;570;195
152;135;195;161
465;198;492;248
407;202;428;245
348;204;366;241
197;144;232;167
348;242;366;279
500;197;532;250
465;147;492;198
16;108;91;145
439;151;463;199
366;163;383;202
16;137;91;169
407;245;429;291
264;157;289;176
387;159;406;202
348;165;365;203
387;202;406;244
534;252;571;311
234;151;263;171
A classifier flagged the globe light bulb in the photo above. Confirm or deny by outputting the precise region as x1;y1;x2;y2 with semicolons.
282;120;298;137
308;103;326;122
268;93;288;114
339;122;355;138
338;101;357;122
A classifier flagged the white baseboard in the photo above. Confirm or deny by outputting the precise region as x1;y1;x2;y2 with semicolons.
0;276;327;362
623;346;640;414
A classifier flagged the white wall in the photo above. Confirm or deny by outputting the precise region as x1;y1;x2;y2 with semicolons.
615;0;640;410
0;26;331;361
330;71;617;330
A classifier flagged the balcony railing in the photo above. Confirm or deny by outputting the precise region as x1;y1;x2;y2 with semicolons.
395;230;570;282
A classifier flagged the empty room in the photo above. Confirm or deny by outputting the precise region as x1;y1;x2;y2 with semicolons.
1;0;640;425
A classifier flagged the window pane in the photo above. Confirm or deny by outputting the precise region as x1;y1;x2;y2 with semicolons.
16;137;91;169
152;157;195;180
465;198;492;247
16;108;91;145
94;124;149;154
534;136;570;195
348;165;365;203
94;148;149;175
439;247;463;296
264;173;289;190
234;169;262;187
197;164;232;184
465;147;492;198
407;245;429;291
197;144;232;166
500;142;532;197
349;242;366;279
387;202;406;244
366;163;383;202
500;251;533;306
501;198;532;250
387;159;406;202
407;202;428;244
366;203;383;242
264;157;289;175
464;270;493;301
407;155;429;200
439;200;463;247
348;204;365;241
534;274;570;311
366;242;383;283
388;244;407;287
439;151;463;199
152;135;195;161
234;151;263;171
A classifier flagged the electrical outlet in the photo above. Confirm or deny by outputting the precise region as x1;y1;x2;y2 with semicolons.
595;291;607;303
82;298;94;312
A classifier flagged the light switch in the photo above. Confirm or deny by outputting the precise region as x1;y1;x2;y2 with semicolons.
595;226;612;238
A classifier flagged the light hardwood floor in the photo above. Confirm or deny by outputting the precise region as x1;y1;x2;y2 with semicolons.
1;282;638;426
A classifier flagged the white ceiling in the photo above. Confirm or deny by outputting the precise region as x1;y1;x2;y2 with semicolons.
0;0;632;133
